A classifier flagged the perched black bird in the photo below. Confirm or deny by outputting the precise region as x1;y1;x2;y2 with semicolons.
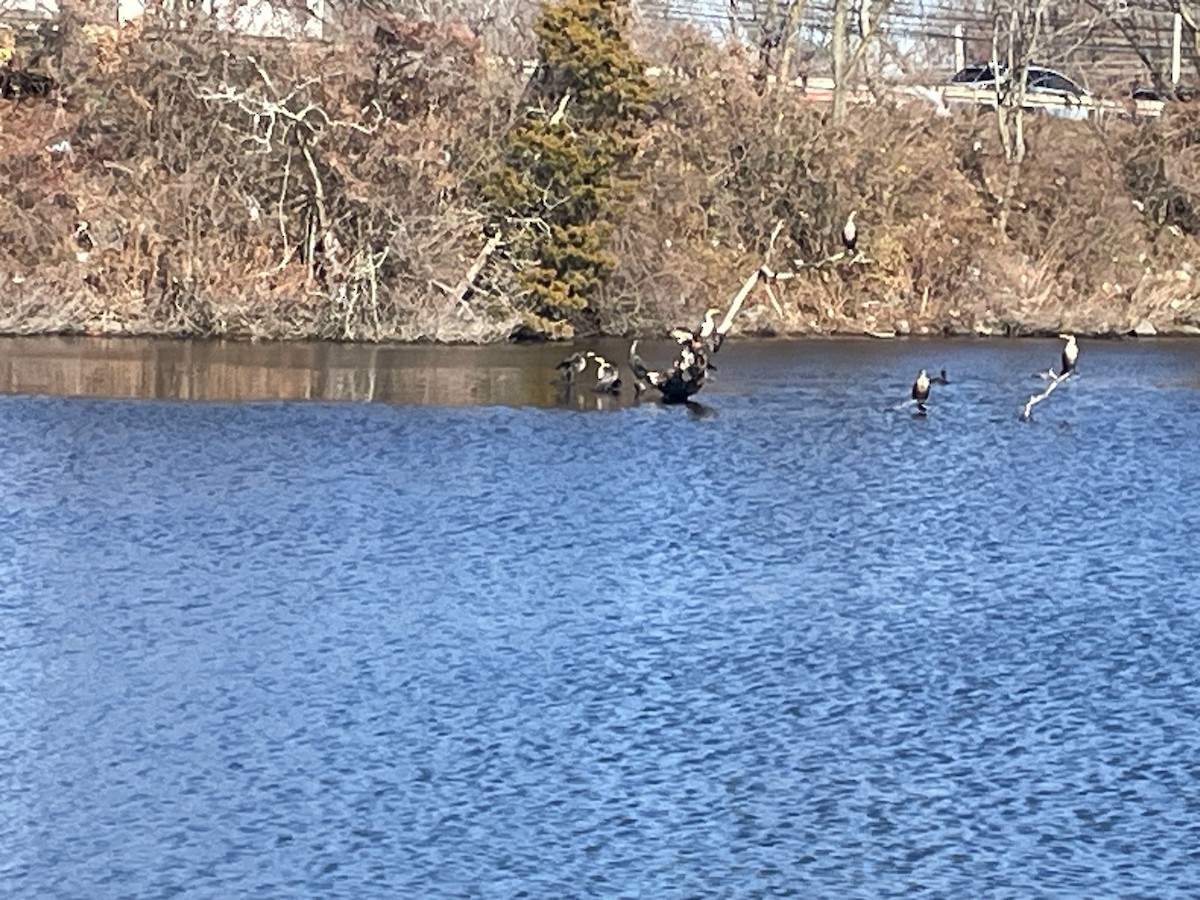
1060;334;1078;376
912;368;931;409
842;211;858;254
629;340;655;396
588;353;622;394
669;328;694;344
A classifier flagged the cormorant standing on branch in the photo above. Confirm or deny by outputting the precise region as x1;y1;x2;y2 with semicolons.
1060;334;1078;376
842;211;858;254
588;353;622;394
629;340;654;396
555;351;588;384
930;369;949;385
912;368;931;409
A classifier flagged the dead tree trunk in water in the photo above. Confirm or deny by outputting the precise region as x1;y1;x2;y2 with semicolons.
629;224;786;403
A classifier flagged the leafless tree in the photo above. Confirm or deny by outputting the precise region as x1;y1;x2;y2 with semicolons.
988;0;1046;235
831;0;893;122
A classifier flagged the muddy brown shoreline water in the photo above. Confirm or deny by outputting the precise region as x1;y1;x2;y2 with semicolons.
0;333;1193;407
0;336;573;406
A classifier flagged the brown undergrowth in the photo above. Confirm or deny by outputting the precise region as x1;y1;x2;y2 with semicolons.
2;14;1199;342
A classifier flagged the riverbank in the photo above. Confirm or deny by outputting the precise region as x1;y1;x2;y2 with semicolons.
3;15;1200;344
2;276;1197;342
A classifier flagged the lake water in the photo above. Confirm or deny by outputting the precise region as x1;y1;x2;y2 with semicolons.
1;335;1198;897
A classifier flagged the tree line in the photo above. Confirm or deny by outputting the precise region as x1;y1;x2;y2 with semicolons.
0;0;1198;341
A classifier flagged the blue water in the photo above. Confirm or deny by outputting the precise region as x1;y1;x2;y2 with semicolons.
2;339;1199;897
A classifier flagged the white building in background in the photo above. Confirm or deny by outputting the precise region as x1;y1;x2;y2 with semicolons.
1;0;326;39
119;0;326;38
0;0;55;20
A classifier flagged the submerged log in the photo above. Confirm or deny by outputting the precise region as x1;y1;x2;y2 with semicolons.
630;335;712;403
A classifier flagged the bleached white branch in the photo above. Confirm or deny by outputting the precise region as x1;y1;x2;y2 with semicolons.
1020;369;1071;420
197;76;380;153
792;249;869;269
443;232;503;320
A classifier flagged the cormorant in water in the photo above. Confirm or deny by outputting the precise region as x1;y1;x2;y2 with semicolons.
555;351;588;384
588;353;622;394
1060;334;1078;376
912;368;931;410
842;211;858;254
929;369;949;385
629;341;657;396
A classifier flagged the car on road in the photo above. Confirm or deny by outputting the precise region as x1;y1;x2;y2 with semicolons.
948;62;1091;118
1131;84;1196;102
950;62;1089;100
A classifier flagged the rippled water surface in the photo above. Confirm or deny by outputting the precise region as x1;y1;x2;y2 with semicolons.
2;337;1199;897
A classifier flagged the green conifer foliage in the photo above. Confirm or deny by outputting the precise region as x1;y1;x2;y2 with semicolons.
483;0;652;337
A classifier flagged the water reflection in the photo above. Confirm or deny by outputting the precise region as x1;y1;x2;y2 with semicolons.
0;335;1197;413
0;336;640;408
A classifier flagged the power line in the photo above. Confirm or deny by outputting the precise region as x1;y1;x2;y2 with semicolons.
634;0;1189;80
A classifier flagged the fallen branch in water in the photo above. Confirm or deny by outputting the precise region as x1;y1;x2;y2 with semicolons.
631;221;788;403
1020;370;1071;421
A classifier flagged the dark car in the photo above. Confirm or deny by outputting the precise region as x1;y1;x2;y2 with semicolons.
1131;84;1196;102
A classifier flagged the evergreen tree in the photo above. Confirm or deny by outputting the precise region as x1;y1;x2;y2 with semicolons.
483;0;652;338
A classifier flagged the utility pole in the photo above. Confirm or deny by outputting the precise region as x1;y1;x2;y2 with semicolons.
858;2;871;79
1172;11;1183;86
832;0;849;122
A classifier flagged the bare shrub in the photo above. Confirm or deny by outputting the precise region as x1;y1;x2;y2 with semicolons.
608;32;989;335
0;7;525;341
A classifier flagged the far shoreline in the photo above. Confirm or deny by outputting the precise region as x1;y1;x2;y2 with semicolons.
0;323;1195;345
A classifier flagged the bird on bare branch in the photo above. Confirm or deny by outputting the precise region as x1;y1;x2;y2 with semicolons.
842;210;858;255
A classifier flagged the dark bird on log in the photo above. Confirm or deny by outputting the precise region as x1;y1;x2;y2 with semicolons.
930;369;949;385
1060;334;1078;376
842;210;858;254
588;353;622;394
912;368;931;409
555;351;588;384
